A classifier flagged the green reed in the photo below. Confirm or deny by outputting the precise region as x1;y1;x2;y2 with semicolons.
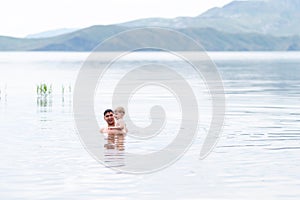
36;83;72;109
37;83;53;97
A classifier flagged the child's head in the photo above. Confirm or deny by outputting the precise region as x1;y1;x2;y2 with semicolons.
114;106;125;120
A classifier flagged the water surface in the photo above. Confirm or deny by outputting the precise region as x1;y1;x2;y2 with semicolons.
0;52;300;199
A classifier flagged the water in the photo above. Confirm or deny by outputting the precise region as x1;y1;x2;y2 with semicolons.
0;52;300;199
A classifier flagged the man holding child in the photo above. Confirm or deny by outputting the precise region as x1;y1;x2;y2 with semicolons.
100;107;127;150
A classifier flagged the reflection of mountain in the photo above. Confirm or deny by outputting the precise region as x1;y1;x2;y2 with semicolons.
1;0;300;51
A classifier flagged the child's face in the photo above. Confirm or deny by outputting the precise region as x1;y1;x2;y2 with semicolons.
114;111;123;120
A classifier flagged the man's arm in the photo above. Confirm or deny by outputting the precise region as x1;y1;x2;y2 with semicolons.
100;127;106;133
108;119;125;130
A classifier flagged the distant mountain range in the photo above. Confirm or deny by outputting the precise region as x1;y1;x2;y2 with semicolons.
121;0;300;37
26;28;79;38
1;0;300;51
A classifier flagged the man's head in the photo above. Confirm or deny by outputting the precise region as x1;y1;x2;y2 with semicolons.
114;106;125;120
103;109;115;126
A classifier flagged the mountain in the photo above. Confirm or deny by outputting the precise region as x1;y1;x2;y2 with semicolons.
26;28;79;38
0;25;128;51
120;0;300;36
1;0;300;51
1;25;300;51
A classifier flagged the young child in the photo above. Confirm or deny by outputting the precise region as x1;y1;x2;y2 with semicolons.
108;106;128;135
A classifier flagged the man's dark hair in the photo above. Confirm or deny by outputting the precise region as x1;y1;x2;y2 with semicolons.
104;109;114;116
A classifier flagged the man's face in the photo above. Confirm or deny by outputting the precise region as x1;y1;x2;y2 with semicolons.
104;111;115;126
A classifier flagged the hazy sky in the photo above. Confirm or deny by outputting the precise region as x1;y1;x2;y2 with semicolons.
0;0;233;38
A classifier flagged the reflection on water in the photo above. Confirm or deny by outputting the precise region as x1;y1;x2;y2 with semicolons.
0;52;300;199
104;133;126;168
61;96;72;109
36;84;73;113
37;96;53;112
0;84;7;102
104;133;125;151
61;84;73;111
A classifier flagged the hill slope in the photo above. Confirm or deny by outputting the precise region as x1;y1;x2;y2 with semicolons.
1;26;300;51
120;0;300;36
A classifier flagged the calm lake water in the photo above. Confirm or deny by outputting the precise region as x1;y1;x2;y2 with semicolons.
0;52;300;199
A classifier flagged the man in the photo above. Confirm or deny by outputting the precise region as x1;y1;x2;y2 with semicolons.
100;109;125;150
100;109;115;133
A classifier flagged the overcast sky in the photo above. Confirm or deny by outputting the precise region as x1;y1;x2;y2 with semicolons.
0;0;233;38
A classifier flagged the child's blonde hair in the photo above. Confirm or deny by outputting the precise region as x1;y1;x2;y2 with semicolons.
114;106;125;114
